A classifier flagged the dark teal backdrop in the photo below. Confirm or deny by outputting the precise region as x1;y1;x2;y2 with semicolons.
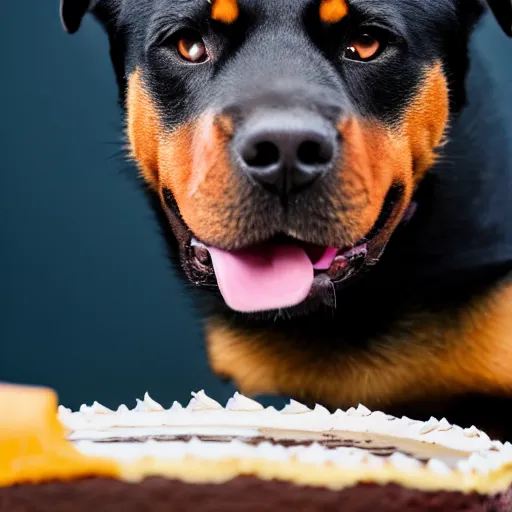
0;3;510;410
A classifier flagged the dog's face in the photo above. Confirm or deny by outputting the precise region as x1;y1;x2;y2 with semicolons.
62;0;511;316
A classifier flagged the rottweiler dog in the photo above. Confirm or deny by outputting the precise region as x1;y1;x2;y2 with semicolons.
61;0;512;437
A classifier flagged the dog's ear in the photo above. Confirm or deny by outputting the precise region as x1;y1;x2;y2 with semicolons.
60;0;97;34
485;0;512;36
60;0;119;34
61;0;125;100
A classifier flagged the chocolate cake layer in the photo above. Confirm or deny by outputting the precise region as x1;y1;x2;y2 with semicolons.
2;477;511;512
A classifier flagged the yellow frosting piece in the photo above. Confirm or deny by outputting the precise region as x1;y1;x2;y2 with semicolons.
0;384;118;487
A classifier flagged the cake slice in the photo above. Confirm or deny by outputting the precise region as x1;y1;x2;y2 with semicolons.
1;384;512;511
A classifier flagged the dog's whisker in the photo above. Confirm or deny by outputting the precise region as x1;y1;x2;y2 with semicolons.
330;281;337;311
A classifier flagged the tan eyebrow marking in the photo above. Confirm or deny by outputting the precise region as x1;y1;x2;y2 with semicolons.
320;0;349;23
211;0;239;24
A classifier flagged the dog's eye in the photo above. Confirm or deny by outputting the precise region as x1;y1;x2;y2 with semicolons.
176;31;208;63
344;32;384;62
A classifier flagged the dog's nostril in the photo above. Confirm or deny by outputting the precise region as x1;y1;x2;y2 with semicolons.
244;141;280;168
297;140;332;166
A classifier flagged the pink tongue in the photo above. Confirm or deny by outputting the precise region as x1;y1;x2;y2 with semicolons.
207;244;315;313
312;247;339;270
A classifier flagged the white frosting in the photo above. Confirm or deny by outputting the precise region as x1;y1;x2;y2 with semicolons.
132;394;164;412
79;404;93;417
345;404;372;417
282;399;311;414
426;459;452;476
389;452;422;471
226;392;264;412
354;404;372;417
313;404;331;417
464;426;482;438
144;393;164;411
492;440;505;451
187;390;223;411
419;417;439;435
400;416;416;426
59;390;507;472
91;402;114;414
437;418;453;432
369;411;389;422
170;401;183;411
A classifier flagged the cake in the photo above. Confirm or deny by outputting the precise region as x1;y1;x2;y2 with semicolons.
1;384;512;511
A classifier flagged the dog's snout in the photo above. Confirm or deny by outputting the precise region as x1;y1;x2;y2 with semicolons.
234;110;337;196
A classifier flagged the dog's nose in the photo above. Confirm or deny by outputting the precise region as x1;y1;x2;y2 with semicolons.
235;110;337;196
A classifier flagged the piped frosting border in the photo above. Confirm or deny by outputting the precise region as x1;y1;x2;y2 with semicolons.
61;390;496;453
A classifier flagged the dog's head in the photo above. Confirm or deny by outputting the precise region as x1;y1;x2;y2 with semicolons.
62;0;512;316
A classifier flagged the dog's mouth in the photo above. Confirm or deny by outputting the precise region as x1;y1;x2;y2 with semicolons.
191;237;370;313
185;188;412;314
